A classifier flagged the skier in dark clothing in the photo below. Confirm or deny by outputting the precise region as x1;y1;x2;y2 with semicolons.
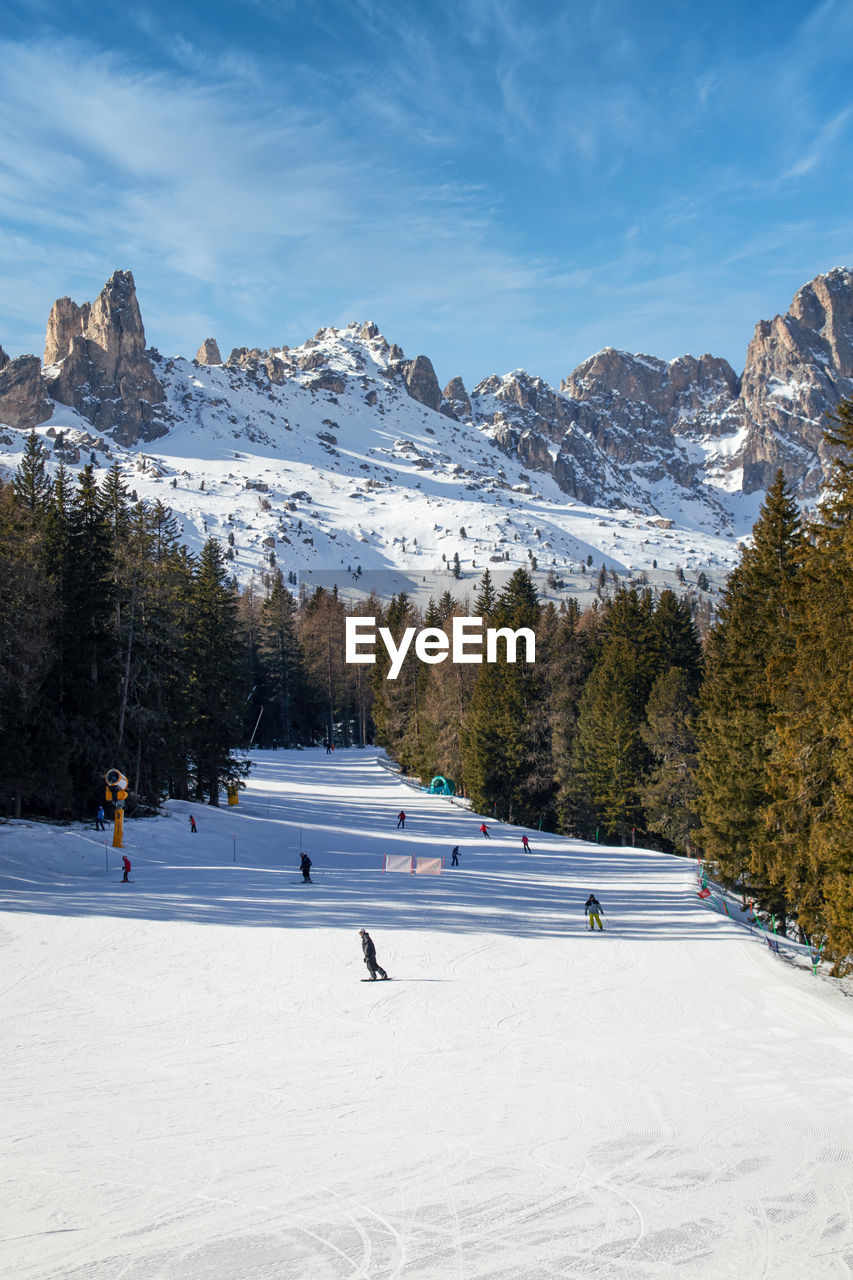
95;805;106;831
300;853;312;883
121;855;131;883
585;894;604;931
397;811;406;829
451;846;459;866
359;929;388;980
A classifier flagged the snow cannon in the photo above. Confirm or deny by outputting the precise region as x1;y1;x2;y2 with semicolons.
105;768;129;849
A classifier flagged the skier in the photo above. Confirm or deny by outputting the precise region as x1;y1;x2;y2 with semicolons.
121;855;131;883
189;814;197;833
451;845;460;866
300;853;312;883
585;893;604;931
521;834;530;852
325;740;332;755
479;822;490;839
95;805;106;832
397;810;406;829
359;929;388;980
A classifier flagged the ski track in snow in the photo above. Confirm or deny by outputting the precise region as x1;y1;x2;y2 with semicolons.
2;748;853;1279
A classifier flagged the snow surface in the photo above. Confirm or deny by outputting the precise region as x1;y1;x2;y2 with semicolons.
3;749;853;1278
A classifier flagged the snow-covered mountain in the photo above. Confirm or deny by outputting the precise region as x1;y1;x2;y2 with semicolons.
1;267;851;596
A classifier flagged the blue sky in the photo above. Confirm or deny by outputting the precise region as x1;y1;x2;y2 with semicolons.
1;0;852;389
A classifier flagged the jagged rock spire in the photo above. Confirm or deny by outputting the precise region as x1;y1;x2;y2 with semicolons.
43;269;166;446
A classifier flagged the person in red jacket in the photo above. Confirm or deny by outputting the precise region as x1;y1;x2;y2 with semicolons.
121;855;131;883
521;834;530;852
479;822;490;839
396;810;406;829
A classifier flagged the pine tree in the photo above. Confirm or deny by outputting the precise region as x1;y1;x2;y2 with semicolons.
185;538;249;804
767;402;853;967
129;503;194;805
696;472;803;919
0;478;56;816
258;569;304;747
474;568;497;619
648;589;703;694
640;667;700;855
551;601;601;835
60;465;117;806
462;569;551;825
574;636;647;842
300;586;349;746
12;431;53;515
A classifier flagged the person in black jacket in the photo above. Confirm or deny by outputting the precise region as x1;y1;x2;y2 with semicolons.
359;929;388;979
300;853;312;883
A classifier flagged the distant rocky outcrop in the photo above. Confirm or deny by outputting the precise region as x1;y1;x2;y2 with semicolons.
0;350;52;431
740;267;853;493
468;268;853;505
195;337;222;365
441;376;472;421
4;263;853;517
43;270;166;446
401;355;442;411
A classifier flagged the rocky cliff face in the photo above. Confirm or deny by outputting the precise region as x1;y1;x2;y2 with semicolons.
740;267;853;493
4;264;853;517
0;350;52;431
195;338;223;365
43;270;166;446
465;268;853;506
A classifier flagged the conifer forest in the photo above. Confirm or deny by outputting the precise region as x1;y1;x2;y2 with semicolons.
3;403;853;971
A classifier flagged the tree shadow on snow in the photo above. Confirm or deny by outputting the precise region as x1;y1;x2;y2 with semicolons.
0;749;738;944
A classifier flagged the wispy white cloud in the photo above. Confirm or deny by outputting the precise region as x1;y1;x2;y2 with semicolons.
780;107;853;181
0;30;556;373
0;2;850;389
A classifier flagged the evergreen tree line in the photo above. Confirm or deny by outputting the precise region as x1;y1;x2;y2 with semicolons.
370;567;704;855
5;407;853;970
0;437;372;819
696;400;853;971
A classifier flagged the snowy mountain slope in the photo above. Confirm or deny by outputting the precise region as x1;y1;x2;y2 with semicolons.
0;317;754;602
5;265;853;597
2;748;852;1279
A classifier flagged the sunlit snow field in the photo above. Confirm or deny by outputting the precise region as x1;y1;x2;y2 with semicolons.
2;749;852;1278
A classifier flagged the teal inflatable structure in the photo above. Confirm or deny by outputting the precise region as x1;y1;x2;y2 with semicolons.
427;775;455;795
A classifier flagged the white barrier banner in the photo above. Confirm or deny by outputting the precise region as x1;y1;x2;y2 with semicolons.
415;857;443;875
384;855;413;873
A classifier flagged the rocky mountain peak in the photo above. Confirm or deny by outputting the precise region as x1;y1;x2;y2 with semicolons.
43;269;166;447
442;376;472;420
0;352;52;431
740;266;853;493
195;338;223;365
401;354;442;412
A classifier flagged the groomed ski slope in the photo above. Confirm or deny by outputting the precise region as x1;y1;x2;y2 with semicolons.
2;749;852;1280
